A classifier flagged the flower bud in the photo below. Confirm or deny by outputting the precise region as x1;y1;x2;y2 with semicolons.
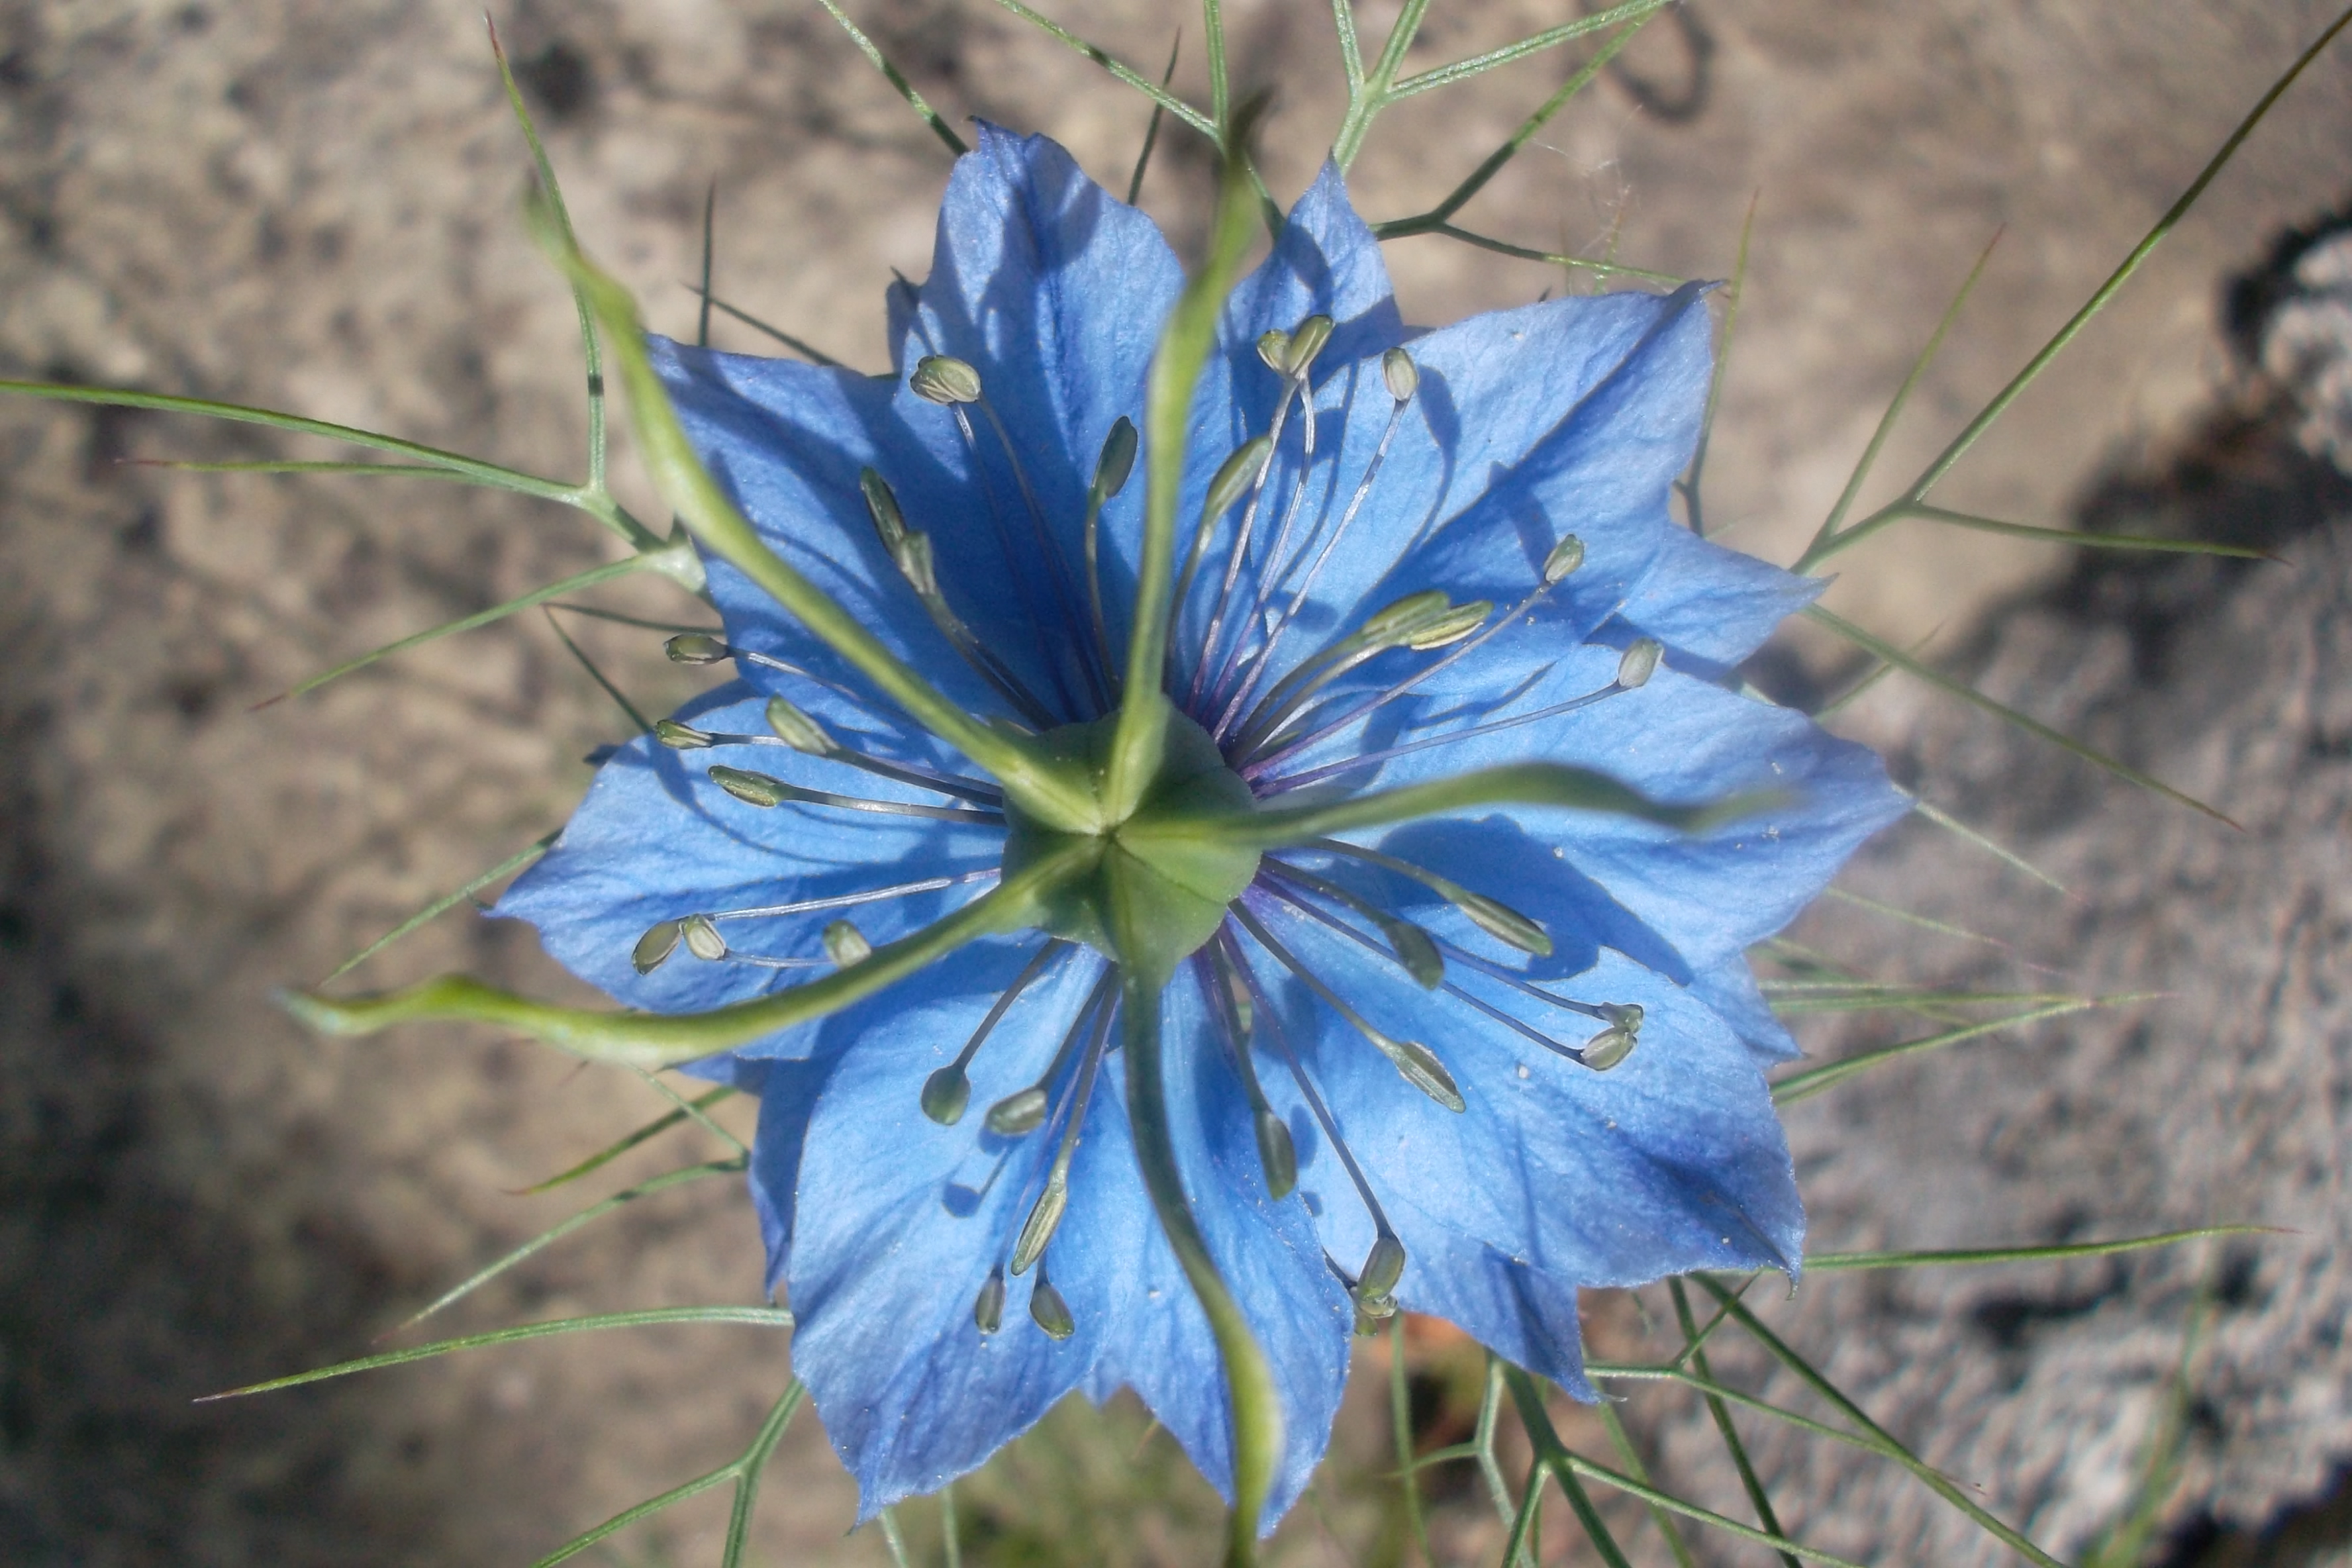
822;919;872;967
664;632;729;665
1253;1107;1297;1199
654;719;712;750
1542;534;1587;584
1381;346;1419;403
921;1065;971;1126
680;913;727;962
631;918;683;974
909;354;981;405
764;697;833;756
1093;416;1138;499
1617;636;1663;689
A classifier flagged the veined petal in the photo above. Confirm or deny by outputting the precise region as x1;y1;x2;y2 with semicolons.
1084;965;1353;1526
783;942;1115;1516
495;684;1003;1053
1615;520;1827;673
1248;906;1803;1291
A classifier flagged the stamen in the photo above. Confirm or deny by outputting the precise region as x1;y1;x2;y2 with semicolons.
1028;1261;1076;1339
707;765;1005;824
1230;903;1464;1112
1264;674;1628;793
1267;885;1635;1073
1257;861;1443;988
1230;591;1489;759
982;975;1108;1136
1012;978;1116;1277
973;1267;1007;1334
1210;348;1421;726
1083;417;1138;694
709;869;997;925
922;939;1072;1125
1199;942;1298;1198
1240;535;1587;775
1296;838;1551;956
681;913;727;961
631;920;683;973
1223;932;1409;1312
821;919;871;967
665;633;730;664
1169;433;1275;633
1616;636;1663;689
655;719;712;750
1190;315;1332;703
907;358;1086;715
763;696;1004;805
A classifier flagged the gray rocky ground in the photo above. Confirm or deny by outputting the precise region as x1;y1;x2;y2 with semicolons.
2;1;2349;1563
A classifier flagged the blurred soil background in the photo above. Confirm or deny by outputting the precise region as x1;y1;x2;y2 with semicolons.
1;0;2349;1563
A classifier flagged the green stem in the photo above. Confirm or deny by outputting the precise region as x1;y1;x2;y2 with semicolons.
1105;111;1263;822
1152;762;1756;851
283;842;1093;1067
528;202;1102;832
1120;971;1281;1565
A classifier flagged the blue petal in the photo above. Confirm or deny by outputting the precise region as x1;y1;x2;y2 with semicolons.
495;683;1004;1055
1181;283;1716;726
1242;901;1804;1295
1614;521;1826;674
781;942;1121;1516
1083;963;1353;1526
1688;955;1802;1065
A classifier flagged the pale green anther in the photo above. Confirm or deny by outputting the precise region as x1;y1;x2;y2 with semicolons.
1028;1276;1075;1340
1359;589;1453;646
1256;328;1291;373
763;696;833;756
985;1085;1050;1137
973;1269;1006;1334
1542;534;1587;584
1010;1177;1067;1275
1205;434;1274;522
1357;1232;1407;1298
909;354;982;405
709;765;791;808
822;919;872;967
1583;1026;1638;1071
680;913;727;962
1602;1003;1644;1034
1381;346;1420;403
1253;1107;1297;1199
630;919;683;975
858;467;908;553
1400;599;1492;651
1354;1291;1398;1326
1379;918;1446;989
1283;313;1335;377
1222;966;1255;1040
655;718;712;750
665;632;729;664
894;532;942;600
1617;636;1663;689
1093;416;1139;499
1381;1033;1465;1112
921;1064;971;1126
1455;890;1553;957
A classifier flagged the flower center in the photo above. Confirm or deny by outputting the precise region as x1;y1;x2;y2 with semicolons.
1000;707;1260;986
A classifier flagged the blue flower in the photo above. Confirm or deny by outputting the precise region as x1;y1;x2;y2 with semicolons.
495;125;1907;1529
